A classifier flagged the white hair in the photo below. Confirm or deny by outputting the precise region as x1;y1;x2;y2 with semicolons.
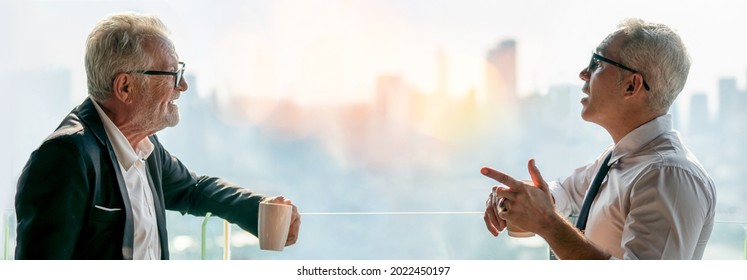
615;18;691;113
85;12;171;101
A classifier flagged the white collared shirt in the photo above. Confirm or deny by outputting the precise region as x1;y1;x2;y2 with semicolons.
92;98;161;260
550;114;716;259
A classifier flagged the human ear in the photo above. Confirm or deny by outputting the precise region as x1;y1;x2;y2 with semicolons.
624;74;645;97
112;73;134;104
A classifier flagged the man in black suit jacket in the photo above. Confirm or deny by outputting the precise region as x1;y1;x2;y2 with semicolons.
15;12;301;259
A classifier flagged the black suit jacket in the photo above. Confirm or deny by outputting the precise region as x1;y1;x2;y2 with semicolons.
15;98;265;259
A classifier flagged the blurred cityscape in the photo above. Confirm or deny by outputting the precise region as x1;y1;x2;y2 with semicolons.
3;37;746;259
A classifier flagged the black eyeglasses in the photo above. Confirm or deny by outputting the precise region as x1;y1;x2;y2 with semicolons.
588;54;649;91
130;62;186;88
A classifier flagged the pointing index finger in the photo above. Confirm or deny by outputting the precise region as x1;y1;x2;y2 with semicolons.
480;167;523;189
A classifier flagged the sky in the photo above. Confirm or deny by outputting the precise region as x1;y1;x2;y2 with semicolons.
2;0;747;261
2;0;747;114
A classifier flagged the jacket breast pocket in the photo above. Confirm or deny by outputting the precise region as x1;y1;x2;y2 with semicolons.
89;205;124;222
78;204;126;258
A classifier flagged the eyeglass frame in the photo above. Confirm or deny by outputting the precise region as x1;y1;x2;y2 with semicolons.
588;53;650;91
129;62;186;88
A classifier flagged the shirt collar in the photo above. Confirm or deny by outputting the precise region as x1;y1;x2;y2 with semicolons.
90;97;154;171
609;114;673;165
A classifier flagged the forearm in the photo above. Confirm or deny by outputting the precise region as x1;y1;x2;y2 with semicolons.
538;212;611;260
164;174;265;235
192;176;265;230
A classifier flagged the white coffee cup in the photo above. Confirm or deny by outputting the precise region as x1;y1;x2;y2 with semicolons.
258;201;293;251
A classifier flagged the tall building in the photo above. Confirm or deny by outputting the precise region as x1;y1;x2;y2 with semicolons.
485;39;517;108
688;93;710;135
718;77;740;122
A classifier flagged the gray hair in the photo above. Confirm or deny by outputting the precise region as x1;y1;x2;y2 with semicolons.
614;18;691;113
85;12;171;101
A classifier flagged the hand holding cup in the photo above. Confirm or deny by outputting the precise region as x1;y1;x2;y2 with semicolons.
258;196;300;251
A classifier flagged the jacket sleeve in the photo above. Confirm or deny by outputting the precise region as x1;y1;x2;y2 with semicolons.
151;137;266;236
15;139;90;259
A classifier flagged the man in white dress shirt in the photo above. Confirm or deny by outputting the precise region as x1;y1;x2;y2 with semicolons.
481;18;716;259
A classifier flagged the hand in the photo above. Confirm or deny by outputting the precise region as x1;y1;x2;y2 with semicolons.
484;185;507;236
262;196;301;246
480;159;556;235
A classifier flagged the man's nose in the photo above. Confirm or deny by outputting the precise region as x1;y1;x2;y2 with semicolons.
579;67;590;82
177;76;188;92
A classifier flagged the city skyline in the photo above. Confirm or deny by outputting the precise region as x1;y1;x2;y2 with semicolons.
4;61;745;259
3;22;747;214
2;0;747;260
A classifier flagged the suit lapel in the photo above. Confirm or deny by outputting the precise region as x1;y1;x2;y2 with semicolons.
143;149;169;259
76;98;135;260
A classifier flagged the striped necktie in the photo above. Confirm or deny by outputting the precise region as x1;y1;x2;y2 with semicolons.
575;152;613;232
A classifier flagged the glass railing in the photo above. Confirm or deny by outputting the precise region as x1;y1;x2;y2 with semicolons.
184;211;747;260
3;209;745;260
3;210;14;261
188;211;551;260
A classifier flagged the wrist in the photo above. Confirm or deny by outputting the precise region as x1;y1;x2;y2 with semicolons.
536;211;565;238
